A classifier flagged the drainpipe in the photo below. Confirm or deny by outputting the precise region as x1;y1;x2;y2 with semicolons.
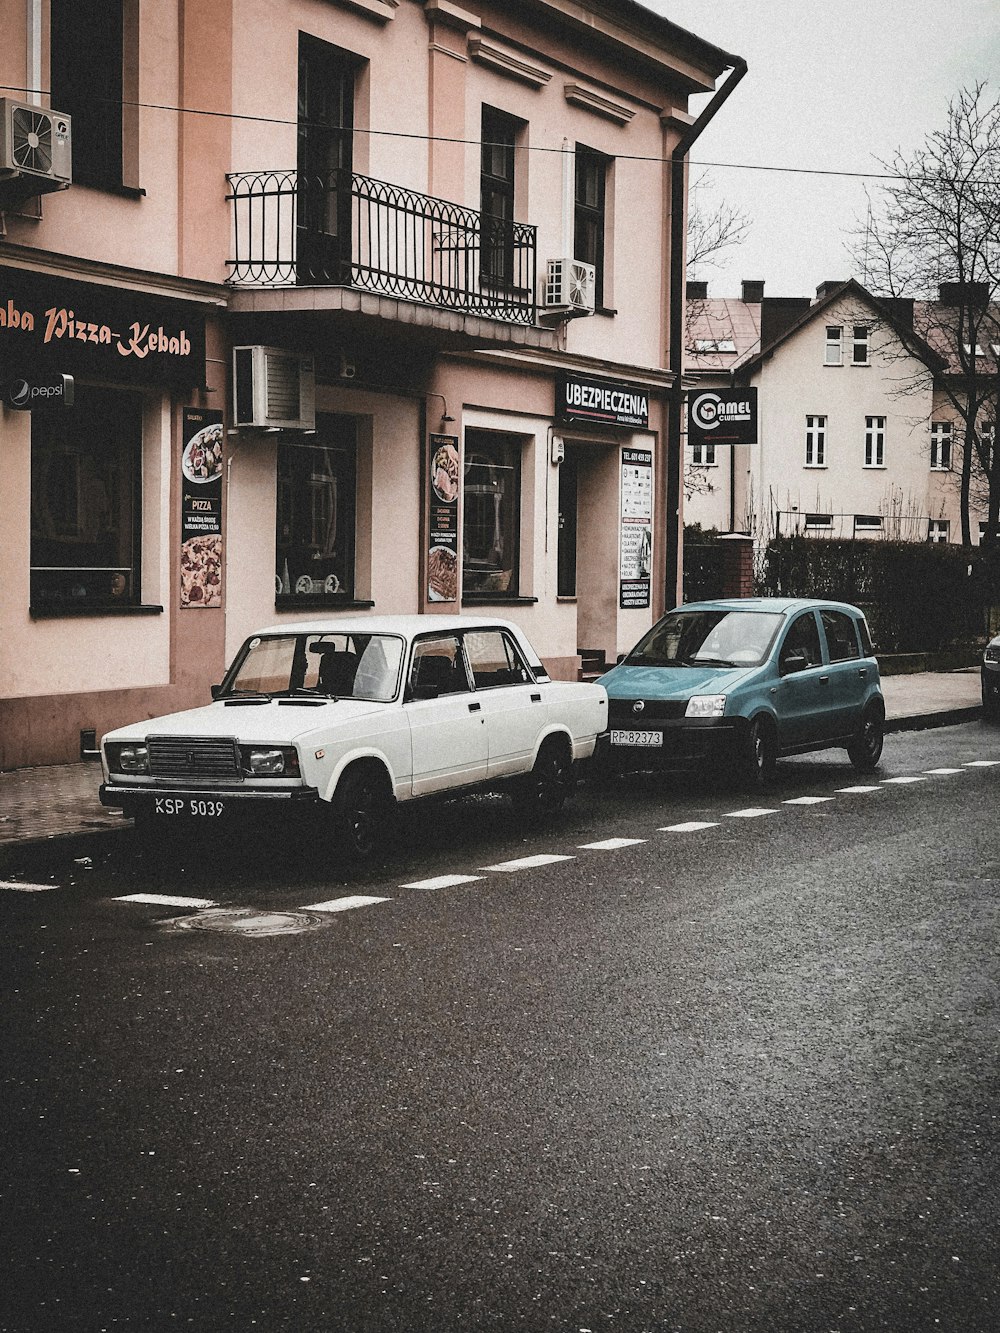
665;55;747;607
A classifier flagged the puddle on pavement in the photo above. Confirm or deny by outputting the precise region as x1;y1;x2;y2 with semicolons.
162;908;332;937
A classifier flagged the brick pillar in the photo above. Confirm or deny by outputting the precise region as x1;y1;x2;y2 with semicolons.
718;534;754;598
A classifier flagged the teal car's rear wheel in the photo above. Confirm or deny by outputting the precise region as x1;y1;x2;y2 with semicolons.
737;716;776;789
847;702;884;772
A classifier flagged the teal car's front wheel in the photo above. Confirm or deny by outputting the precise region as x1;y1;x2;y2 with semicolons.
736;716;776;789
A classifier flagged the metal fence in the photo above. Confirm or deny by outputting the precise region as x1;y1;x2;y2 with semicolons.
226;169;537;324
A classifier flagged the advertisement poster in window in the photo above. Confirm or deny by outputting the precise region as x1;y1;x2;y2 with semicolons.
180;408;224;608
428;433;460;602
620;448;652;609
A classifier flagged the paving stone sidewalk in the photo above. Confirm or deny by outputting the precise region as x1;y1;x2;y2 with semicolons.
0;669;984;849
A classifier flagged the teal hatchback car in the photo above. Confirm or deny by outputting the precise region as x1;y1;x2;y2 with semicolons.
597;597;885;788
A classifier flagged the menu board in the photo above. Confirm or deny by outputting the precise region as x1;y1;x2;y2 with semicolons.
180;408;224;608
619;448;652;609
427;433;460;602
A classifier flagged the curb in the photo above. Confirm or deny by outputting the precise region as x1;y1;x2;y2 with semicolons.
885;706;982;734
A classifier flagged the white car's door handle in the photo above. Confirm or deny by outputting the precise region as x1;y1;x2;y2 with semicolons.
531;693;542;702
468;701;481;713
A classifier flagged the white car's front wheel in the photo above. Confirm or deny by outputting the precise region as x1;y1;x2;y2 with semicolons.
332;764;395;862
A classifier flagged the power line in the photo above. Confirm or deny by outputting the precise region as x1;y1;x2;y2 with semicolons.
2;83;994;187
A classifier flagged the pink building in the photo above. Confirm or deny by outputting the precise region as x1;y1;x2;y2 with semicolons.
0;0;741;768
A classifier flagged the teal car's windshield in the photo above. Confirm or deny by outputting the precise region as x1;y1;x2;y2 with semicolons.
624;610;784;668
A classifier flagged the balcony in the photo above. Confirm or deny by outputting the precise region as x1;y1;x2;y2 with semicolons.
226;170;537;326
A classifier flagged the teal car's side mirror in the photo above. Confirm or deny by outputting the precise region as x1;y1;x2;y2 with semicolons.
780;652;809;676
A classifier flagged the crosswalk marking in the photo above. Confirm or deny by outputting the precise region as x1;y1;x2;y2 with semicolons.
836;785;882;793
115;893;218;908
882;776;927;785
401;874;483;890
0;880;55;892
783;796;834;805
578;838;648;851
965;760;1000;767
924;768;964;775
725;807;778;819
303;895;390;913
481;854;574;872
658;821;720;833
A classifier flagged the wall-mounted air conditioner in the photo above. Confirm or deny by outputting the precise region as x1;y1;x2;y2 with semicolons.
0;99;72;194
232;346;316;430
543;258;596;316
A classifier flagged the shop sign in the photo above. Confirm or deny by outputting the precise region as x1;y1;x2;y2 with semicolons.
688;387;758;447
1;372;74;410
427;434;459;602
556;371;649;430
620;448;652;609
0;264;206;388
180;409;224;608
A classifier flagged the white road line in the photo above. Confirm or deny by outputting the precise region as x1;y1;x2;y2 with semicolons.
924;768;965;775
303;895;390;913
783;796;834;805
882;776;927;785
836;785;882;793
0;880;55;892
401;874;483;891
725;807;779;819
965;760;1000;767
481;854;575;872
578;838;648;851
658;821;720;833
115;893;218;908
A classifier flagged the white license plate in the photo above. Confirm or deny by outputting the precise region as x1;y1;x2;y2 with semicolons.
153;796;226;818
610;729;663;748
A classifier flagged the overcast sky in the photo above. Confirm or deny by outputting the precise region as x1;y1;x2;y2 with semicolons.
643;0;1000;298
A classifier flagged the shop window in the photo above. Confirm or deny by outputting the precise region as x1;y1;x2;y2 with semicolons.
30;385;142;610
574;145;610;307
50;0;125;190
463;430;521;597
275;416;356;602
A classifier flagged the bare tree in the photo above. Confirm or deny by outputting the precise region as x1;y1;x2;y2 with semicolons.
858;84;1000;546
686;171;752;277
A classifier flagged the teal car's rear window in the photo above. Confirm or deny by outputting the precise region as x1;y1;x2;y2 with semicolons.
626;610;784;669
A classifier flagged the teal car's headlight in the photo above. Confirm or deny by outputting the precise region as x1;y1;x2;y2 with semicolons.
105;742;149;774
685;694;727;719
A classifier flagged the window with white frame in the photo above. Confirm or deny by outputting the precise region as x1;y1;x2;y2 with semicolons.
805;513;833;530
805;415;827;466
979;421;995;464
852;325;870;365
824;326;843;365
854;513;883;534
864;415;885;467
930;421;952;470
927;519;950;544
690;441;717;466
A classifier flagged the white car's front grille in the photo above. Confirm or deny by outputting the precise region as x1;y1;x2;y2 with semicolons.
147;736;242;778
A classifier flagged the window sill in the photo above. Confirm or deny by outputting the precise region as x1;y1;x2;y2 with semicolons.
76;180;147;199
594;306;617;317
30;603;164;619
930;466;952;473
556;595;577;603
275;596;374;611
462;594;538;606
823;362;844;367
863;464;887;470
804;464;828;469
850;362;871;368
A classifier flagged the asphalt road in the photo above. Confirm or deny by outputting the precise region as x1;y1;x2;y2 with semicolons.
3;722;1000;1333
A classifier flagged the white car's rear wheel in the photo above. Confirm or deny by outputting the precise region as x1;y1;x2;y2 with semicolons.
512;737;574;818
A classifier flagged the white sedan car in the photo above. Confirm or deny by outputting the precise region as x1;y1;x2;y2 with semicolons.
100;616;608;859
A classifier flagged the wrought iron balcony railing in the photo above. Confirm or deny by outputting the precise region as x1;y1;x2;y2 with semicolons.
226;169;537;325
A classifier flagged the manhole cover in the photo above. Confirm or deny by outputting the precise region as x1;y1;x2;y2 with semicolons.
165;908;330;937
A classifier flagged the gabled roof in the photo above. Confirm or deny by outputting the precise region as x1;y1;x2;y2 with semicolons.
913;301;1000;377
685;295;761;374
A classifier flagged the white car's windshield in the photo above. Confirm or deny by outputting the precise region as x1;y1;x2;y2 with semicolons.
227;633;404;702
625;610;784;668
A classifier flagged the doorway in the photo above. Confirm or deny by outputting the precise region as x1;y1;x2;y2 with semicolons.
297;35;355;284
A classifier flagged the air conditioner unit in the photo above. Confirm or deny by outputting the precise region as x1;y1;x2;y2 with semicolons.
543;258;596;316
0;99;72;193
232;346;316;430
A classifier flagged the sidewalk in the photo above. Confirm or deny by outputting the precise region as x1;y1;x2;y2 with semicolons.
0;669;984;851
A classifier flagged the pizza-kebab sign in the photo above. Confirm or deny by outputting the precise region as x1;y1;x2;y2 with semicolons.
687;387;758;446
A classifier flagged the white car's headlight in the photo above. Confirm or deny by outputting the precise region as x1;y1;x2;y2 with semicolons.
685;694;727;718
239;745;301;777
106;742;149;774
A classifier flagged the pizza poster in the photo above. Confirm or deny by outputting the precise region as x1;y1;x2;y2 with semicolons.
427;433;459;602
180;408;224;608
619;448;652;609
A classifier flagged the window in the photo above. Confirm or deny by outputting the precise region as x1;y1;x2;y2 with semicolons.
464;630;532;690
463;431;521;597
821;609;861;661
481;106;521;285
930;421;952;470
927;519;950;544
780;612;823;670
804;513;833;530
30;385;142;610
864;415;886;467
854;514;883;533
962;344;984;358
805;415;827;466
297;35;356;284
275;416;356;602
574;145;610;307
979;421;995;465
824;326;843;365
50;0;124;190
852;325;870;365
690;441;717;466
694;339;737;353
409;635;470;696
